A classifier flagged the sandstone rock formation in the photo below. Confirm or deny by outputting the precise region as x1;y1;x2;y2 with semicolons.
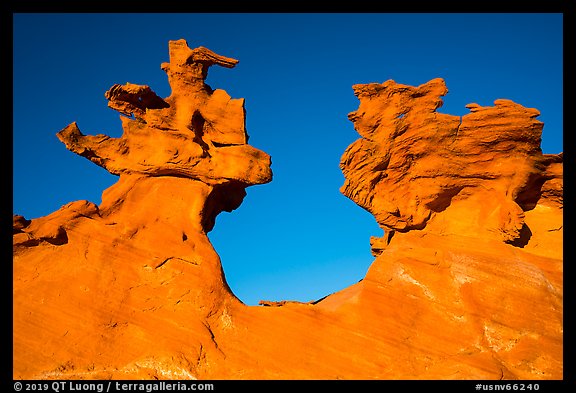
340;78;562;253
13;40;562;380
13;39;272;379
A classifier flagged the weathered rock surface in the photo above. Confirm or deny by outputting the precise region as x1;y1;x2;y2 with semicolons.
340;78;562;248
13;41;562;380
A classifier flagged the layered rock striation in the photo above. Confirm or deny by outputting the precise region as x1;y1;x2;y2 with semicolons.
13;41;562;380
340;78;562;254
13;39;272;379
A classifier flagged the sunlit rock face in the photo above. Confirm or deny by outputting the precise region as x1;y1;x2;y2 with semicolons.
340;78;561;249
13;39;272;379
13;41;562;380
339;78;563;380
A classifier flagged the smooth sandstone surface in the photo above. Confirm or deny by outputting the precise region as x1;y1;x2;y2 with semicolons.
13;40;562;380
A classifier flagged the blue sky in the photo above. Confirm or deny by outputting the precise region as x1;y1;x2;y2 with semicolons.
13;13;563;305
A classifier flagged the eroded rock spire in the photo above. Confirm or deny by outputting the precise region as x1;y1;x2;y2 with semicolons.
340;78;563;255
57;39;271;189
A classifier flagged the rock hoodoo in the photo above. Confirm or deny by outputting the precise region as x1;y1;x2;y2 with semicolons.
340;78;563;255
13;40;562;380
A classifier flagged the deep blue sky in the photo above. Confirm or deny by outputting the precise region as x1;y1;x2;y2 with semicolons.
13;13;563;305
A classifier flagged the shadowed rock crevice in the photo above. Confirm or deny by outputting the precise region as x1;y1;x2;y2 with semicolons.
105;83;170;119
202;181;248;233
425;185;466;213
506;223;532;248
514;153;563;212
